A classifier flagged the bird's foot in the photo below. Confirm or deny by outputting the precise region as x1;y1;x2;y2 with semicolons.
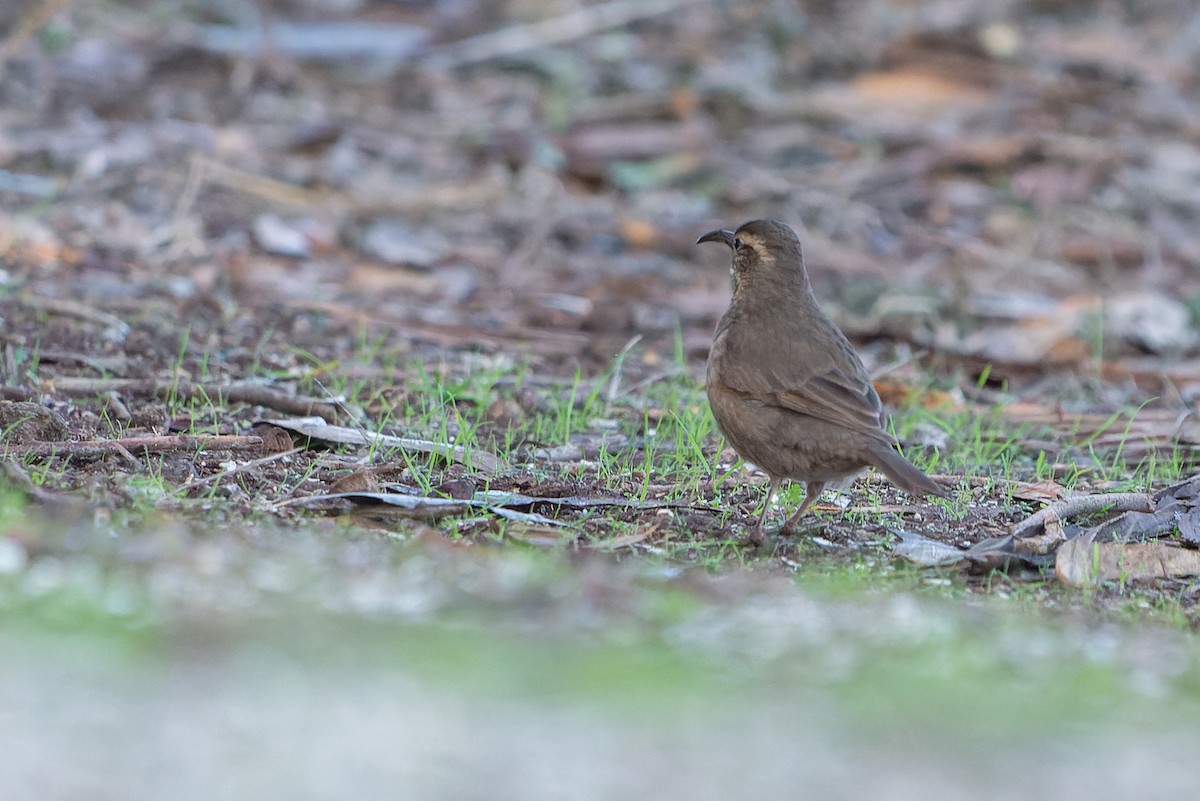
780;516;824;537
744;528;765;548
742;529;785;559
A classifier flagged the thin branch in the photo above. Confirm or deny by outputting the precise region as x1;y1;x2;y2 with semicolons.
426;0;701;69
41;377;347;423
1012;491;1155;539
12;434;264;461
172;446;304;496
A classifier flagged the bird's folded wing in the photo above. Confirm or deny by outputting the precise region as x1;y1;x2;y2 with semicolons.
773;368;887;434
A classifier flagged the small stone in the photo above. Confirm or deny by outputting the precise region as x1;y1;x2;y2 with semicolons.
253;214;310;257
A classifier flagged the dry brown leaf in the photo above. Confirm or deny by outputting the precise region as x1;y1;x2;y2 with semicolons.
873;380;961;412
668;86;699;117
7;240;82;267
347;263;437;295
1056;540;1200;586
999;404;1200;455
618;217;660;249
956;318;1090;367
851;69;993;110
251;422;297;453
1008;479;1068;503
1059;236;1143;268
1037;26;1174;84
935;135;1036;171
944;294;1098;367
1101;357;1200;389
329;470;378;494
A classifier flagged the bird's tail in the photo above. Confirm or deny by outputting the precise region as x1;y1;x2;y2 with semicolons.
866;441;948;498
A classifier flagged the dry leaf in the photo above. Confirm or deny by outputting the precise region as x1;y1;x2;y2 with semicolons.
618;217;660;249
873;379;961;411
329;470;378;494
263;416;510;474
251;422;297;453
1056;540;1200;586
893;530;964;567
1008;479;1068;504
851;69;993;111
1013;512;1065;555
1178;509;1200;548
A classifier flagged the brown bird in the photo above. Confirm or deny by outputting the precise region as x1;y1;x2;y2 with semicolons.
697;219;947;545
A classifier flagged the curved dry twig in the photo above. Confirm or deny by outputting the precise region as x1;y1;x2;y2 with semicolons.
1012;491;1155;539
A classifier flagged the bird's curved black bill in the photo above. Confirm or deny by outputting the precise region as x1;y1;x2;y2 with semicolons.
696;229;735;247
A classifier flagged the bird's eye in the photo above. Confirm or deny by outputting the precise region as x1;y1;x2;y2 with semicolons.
733;237;744;250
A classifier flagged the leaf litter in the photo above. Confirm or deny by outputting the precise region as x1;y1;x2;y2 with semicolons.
8;4;1200;799
3;2;1200;614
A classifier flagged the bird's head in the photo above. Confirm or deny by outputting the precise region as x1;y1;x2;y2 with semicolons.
696;219;808;294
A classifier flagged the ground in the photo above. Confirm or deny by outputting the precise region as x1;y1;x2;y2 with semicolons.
3;1;1200;798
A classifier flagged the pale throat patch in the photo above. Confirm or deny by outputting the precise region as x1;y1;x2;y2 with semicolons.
728;232;782;295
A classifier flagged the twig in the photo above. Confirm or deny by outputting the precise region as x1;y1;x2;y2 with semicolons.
153;151;209;260
194;155;344;209
622;364;688;396
1012;491;1155;538
12;434;264;461
275;489;721;517
110;441;142;470
40;377;347;422
288;300;591;356
499;171;562;284
193;155;509;216
2;458;50;499
17;296;131;342
103;390;131;421
261;418;509;474
605;334;643;402
172;446;304;496
426;0;701;69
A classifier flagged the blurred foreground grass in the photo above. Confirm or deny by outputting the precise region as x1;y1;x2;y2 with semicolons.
3;510;1200;800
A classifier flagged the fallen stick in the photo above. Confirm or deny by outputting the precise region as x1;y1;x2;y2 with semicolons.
426;0;701;69
171;446;305;496
40;377;346;422
13;434;264;461
1011;491;1155;538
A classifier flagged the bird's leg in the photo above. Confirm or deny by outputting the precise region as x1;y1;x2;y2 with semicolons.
750;477;782;545
781;481;826;532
